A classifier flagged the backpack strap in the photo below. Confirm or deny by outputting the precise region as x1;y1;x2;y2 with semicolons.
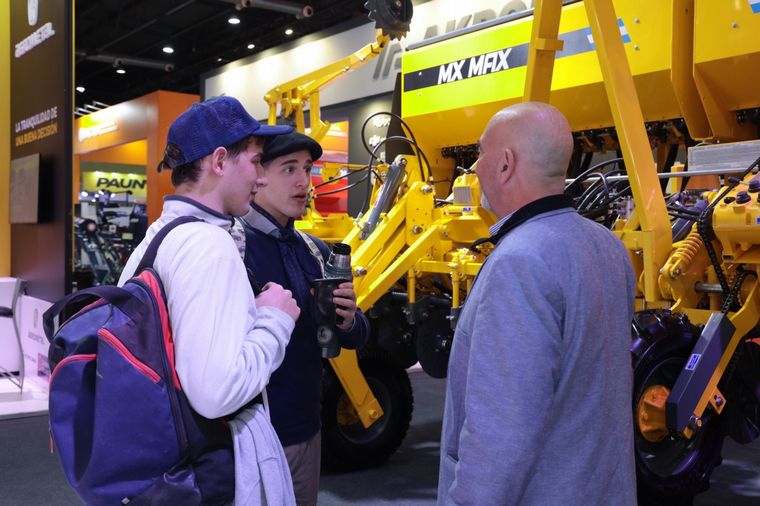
295;229;325;277
135;216;205;274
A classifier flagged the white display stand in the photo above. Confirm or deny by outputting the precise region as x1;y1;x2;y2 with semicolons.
0;278;49;419
17;293;53;394
0;376;47;419
0;277;25;389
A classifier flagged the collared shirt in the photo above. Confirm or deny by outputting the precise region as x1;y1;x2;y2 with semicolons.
489;212;512;237
239;204;369;445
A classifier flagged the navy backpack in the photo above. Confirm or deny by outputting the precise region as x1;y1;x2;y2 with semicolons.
45;216;234;505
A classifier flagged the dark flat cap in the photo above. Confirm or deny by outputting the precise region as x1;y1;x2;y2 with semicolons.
262;131;323;164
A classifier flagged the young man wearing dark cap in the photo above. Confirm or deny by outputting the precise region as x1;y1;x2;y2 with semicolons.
118;96;300;504
237;131;369;506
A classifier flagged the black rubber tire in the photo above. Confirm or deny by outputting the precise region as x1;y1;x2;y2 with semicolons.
632;310;725;505
321;353;414;471
415;307;452;379
721;339;760;444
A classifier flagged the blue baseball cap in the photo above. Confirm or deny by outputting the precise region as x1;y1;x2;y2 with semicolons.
161;96;293;169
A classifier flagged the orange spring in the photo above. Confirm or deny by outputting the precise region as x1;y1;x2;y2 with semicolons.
667;229;703;276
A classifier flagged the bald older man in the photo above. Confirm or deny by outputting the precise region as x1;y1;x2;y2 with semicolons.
437;102;636;506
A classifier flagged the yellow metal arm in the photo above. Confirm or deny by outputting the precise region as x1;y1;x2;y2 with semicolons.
328;350;384;428
585;0;672;305
524;0;672;305
357;221;444;311
264;30;390;142
524;0;564;103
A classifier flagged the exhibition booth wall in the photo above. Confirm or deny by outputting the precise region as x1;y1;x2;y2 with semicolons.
1;2;10;277
71;91;196;288
74;90;198;223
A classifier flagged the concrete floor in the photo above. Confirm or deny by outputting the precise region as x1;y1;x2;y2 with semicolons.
318;372;446;505
318;371;760;505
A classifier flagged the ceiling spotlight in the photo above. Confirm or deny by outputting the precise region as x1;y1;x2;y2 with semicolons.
162;46;174;54
228;16;240;25
284;28;294;36
116;67;126;74
76;86;85;93
247;43;255;50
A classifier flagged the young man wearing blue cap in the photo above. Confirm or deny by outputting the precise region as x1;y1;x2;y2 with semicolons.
237;131;369;506
119;96;300;504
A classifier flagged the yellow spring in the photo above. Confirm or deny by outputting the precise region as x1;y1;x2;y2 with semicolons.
664;230;703;278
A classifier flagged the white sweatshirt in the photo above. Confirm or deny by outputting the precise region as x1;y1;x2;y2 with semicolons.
119;196;294;419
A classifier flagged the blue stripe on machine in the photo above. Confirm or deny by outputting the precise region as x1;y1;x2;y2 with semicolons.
583;27;595;50
618;18;631;43
685;353;702;371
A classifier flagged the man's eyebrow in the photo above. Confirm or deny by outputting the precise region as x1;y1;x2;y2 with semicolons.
279;158;308;165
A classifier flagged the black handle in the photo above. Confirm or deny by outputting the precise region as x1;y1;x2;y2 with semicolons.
43;286;135;342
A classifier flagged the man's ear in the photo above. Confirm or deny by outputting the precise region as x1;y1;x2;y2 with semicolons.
498;147;515;184
210;147;228;176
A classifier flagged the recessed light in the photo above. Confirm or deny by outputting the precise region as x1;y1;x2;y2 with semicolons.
228;16;240;25
247;43;255;50
162;46;174;54
76;86;85;93
116;68;126;74
217;58;223;63
285;28;293;35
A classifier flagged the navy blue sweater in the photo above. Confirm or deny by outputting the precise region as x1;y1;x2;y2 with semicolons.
242;206;369;446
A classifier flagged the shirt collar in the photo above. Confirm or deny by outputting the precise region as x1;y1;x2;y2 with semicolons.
489;212;512;236
162;195;234;230
240;203;295;239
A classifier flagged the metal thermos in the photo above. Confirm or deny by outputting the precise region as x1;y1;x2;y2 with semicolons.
315;243;352;358
324;243;352;281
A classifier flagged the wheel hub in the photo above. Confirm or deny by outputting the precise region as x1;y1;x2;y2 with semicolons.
337;393;361;426
637;384;671;443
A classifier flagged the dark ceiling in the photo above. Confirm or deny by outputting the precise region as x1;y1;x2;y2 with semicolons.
74;0;370;114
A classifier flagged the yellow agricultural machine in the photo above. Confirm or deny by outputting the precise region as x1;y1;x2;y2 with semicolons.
267;0;760;501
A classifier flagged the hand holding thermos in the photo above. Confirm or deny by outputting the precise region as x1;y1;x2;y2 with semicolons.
314;243;356;358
